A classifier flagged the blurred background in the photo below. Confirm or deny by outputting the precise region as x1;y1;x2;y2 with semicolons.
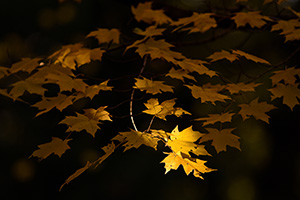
1;0;300;199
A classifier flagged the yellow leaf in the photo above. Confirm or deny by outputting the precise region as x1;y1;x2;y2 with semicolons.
33;93;75;117
9;58;41;74
46;72;87;92
83;106;112;122
131;2;172;25
134;25;166;37
232;49;270;65
30;137;71;160
59;113;100;137
195;112;235;126
185;83;230;104
226;82;262;94
93;142;115;168
270;67;300;85
112;129;159;151
85;80;113;99
200;128;241;153
60;161;92;191
166;68;196;82
231;11;272;28
171;13;217;33
175;59;217;77
268;83;300;110
207;50;239;63
161;152;215;179
86;28;120;44
238;98;276;123
134;77;173;94
166;126;210;156
9;79;46;101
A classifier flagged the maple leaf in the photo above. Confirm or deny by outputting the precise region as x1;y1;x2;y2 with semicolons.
195;112;235;126
30;137;71;160
84;80;113;99
9;58;41;74
200;128;241;153
185;83;230;104
86;28;120;44
207;50;239;63
33;93;75;117
231;11;272;28
175;59;217;77
128;38;185;63
268;83;300;110
271;18;300;42
0;66;8;79
166;126;210;156
232;50;270;65
161;152;215;179
226;82;262;94
134;25;166;37
112;129;159;151
131;2;172;25
83;106;112;122
8;79;46;101
59;113;101;137
60;142;115;191
166;68;196;82
171;13;217;33
238;98;276;123
264;0;286;4
134;77;173;94
270;67;300;85
143;98;190;120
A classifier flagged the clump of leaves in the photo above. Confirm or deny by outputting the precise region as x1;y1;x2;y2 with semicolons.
1;0;300;191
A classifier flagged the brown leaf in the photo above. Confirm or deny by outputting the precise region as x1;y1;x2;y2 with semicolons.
86;28;120;44
231;11;272;28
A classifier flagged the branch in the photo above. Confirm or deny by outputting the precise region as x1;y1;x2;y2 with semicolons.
130;55;149;131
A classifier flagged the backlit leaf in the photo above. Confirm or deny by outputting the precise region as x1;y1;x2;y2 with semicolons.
30;137;71;160
232;50;270;65
232;11;271;28
9;79;46;100
86;28;120;44
195;112;235;126
200;128;241;153
9;58;41;74
226;82;262;94
270;67;300;85
134;77;173;94
207;50;239;63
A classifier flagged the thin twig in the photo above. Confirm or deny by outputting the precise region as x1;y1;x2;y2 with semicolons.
146;116;156;133
130;55;149;131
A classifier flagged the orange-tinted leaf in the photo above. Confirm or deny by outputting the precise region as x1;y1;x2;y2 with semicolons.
9;79;46;100
270;67;300;85
86;28;120;44
171;13;217;33
161;152;215;179
46;72;87;92
83;106;112;122
134;77;173;94
166;126;210;156
112;129;159;151
207;50;239;63
232;50;270;65
195;112;235;126
232;11;271;28
268;83;300;110
238;98;276;123
176;59;217;77
30;137;71;160
33;93;75;117
85;80;113;99
9;58;41;74
134;25;166;37
59;113;100;137
185;83;230;104
0;66;8;79
226;82;261;94
131;2;172;25
166;68;196;82
200;128;241;153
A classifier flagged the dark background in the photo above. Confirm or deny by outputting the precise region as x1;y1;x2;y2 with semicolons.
1;0;300;199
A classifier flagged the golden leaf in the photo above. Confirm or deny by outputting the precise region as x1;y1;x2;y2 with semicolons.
46;72;87;92
30;137;71;160
83;106;112;122
134;77;173;94
166;68;196;82
161;152;215;179
86;28;120;44
226;82;262;94
200;128;241;153
171;13;217;33
185;83;230;104
131;2;172;25
232;49;270;65
85;80;113;99
112;129;159;151
195;112;235;126
238;98;276;123
166;126;210;156
270;67;300;85
268;83;300;110
134;25;166;37
175;59;217;77
231;11;272;28
9;58;41;74
207;50;239;63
